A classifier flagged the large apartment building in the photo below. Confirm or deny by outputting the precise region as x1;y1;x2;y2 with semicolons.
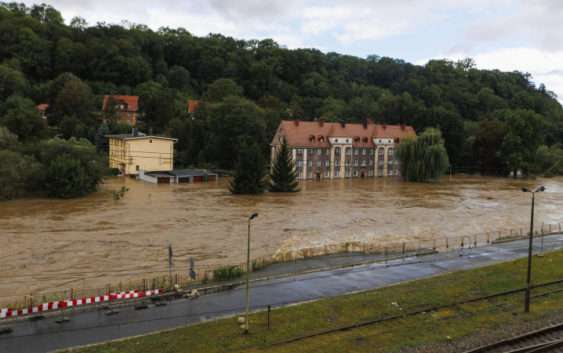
271;120;416;179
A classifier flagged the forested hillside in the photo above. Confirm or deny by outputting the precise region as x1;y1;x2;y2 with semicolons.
1;2;563;183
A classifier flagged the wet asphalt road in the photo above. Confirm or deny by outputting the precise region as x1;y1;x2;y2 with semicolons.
2;234;563;353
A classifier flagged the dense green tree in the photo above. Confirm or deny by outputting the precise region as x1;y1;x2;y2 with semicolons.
474;120;507;174
138;83;179;131
205;78;243;101
167;65;191;91
0;95;45;140
230;140;267;195
0;150;40;200
34;138;104;198
498;109;545;176
534;145;563;176
0;126;18;149
95;122;110;152
204;96;266;169
397;128;450;182
269;138;299;192
0;64;26;100
48;75;95;129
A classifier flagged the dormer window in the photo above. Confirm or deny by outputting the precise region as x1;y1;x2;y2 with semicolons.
354;136;360;142
309;135;315;142
318;135;324;142
362;137;368;143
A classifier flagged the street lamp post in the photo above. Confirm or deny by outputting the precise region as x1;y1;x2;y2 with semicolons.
245;213;258;334
522;186;545;313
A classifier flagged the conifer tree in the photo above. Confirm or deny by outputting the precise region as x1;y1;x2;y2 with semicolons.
269;138;300;192
229;140;266;194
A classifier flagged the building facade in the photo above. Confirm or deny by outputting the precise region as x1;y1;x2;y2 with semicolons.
107;133;177;175
271;120;416;179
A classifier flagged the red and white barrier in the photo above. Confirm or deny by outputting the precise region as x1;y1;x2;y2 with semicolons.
0;289;161;319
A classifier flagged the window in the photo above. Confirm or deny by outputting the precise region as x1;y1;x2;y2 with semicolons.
335;159;340;166
334;168;340;177
354;149;359;155
388;148;394;162
362;160;367;166
317;161;321;167
345;147;352;156
136;165;140;171
335;147;341;155
362;148;366;155
317;149;322;155
307;160;313;167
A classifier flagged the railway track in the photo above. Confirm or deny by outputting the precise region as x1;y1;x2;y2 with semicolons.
463;321;563;353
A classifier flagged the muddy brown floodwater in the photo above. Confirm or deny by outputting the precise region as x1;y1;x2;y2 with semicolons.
1;176;563;304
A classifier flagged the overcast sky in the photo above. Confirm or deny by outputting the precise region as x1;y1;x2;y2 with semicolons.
24;0;563;101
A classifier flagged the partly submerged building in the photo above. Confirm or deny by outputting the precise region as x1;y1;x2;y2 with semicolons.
107;131;177;175
138;169;218;184
271;120;416;179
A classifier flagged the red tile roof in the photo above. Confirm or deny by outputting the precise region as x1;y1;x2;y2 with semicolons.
36;103;49;111
102;95;139;112
272;120;416;148
187;99;200;113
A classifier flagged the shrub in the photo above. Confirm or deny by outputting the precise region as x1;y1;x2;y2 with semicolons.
213;266;244;282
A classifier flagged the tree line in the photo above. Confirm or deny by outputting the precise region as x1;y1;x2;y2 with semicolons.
0;2;562;198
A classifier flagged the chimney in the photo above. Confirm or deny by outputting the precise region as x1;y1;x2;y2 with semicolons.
400;124;405;131
367;118;374;125
340;121;346;128
362;120;368;129
318;119;324;127
294;120;299;126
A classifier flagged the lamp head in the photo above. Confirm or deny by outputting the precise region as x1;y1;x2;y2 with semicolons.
522;187;530;193
249;213;258;220
536;186;546;193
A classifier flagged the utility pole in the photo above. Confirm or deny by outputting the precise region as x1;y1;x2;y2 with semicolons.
245;213;258;334
522;186;545;313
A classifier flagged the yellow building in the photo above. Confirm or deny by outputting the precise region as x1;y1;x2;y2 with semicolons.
107;133;177;175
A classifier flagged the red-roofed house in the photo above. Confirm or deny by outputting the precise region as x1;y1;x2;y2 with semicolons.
187;99;200;114
271;120;416;179
36;103;49;120
102;95;139;126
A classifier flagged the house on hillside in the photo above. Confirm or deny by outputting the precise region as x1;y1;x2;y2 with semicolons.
107;130;177;175
187;99;200;114
102;95;139;126
270;120;416;179
36;103;48;120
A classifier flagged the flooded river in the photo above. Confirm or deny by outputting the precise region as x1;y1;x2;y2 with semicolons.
1;176;563;303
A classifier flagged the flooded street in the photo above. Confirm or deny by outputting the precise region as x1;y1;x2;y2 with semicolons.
1;176;563;303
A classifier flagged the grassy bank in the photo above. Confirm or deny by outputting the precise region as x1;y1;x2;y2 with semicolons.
69;250;563;353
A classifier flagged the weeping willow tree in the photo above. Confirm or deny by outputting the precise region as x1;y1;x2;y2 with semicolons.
397;128;450;182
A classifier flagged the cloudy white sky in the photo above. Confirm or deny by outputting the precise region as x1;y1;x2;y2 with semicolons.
24;0;563;101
